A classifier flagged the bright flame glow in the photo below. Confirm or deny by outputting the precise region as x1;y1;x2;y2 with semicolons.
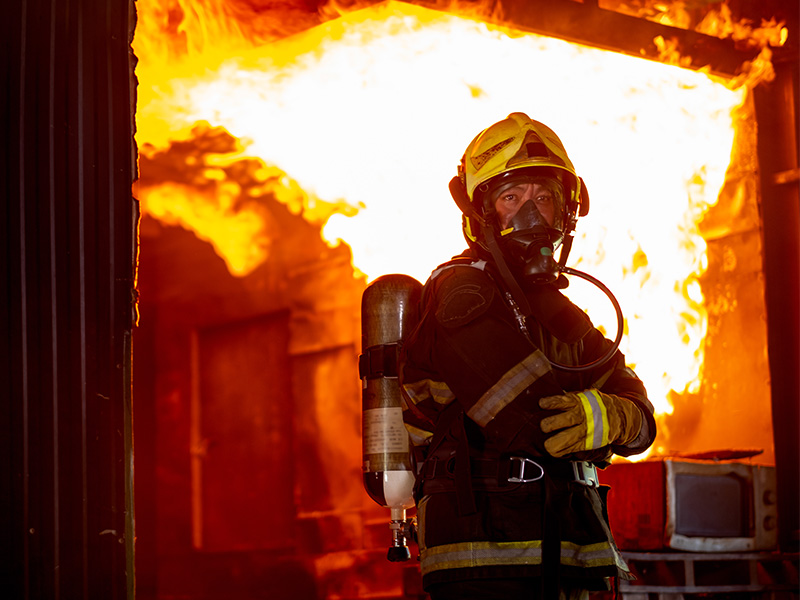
133;1;753;429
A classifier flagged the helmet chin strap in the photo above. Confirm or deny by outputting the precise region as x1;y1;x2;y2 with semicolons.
557;228;575;271
481;220;533;318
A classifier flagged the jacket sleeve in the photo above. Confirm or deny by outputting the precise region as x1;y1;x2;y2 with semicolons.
575;326;657;457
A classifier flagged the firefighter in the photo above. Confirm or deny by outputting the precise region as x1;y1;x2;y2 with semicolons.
399;113;657;599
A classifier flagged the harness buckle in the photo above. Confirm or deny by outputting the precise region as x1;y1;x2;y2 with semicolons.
571;461;599;487
508;456;545;483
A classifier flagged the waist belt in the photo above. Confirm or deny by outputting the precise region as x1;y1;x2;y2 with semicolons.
419;455;599;488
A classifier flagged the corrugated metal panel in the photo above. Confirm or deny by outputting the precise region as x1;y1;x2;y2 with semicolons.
1;0;138;598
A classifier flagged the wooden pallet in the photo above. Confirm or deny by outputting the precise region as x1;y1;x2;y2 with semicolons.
619;551;799;597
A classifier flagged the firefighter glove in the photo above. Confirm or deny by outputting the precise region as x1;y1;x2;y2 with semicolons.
538;390;642;458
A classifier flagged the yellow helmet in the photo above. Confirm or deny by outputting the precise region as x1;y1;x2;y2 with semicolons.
455;113;589;253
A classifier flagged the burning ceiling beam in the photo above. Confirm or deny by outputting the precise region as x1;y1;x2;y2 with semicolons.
405;0;762;76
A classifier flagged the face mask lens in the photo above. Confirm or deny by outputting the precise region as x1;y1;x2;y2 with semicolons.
488;175;564;235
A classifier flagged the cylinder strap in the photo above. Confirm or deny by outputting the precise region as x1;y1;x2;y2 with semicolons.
359;343;400;379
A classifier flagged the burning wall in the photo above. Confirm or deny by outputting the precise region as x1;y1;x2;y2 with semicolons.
135;131;370;595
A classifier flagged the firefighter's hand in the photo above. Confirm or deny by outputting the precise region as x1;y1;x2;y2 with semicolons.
538;390;642;458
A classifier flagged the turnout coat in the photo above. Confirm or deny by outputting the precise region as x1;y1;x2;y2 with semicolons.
399;253;657;592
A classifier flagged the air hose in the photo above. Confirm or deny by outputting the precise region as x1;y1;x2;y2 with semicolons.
550;266;624;373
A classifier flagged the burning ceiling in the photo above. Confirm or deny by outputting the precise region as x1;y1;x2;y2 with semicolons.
132;0;788;461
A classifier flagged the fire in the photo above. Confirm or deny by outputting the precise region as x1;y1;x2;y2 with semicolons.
605;0;787;87
603;0;788;46
133;0;779;456
137;121;358;275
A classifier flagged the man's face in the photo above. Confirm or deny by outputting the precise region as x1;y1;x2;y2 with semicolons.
491;181;556;230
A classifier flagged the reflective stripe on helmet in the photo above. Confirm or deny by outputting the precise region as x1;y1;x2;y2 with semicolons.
467;350;551;427
419;539;626;575
578;390;610;450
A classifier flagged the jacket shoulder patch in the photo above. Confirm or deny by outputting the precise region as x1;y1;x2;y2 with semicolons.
434;269;495;328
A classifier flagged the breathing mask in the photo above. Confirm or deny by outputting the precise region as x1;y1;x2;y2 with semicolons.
483;175;566;285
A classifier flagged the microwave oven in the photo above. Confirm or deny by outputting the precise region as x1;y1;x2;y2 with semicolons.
601;458;778;552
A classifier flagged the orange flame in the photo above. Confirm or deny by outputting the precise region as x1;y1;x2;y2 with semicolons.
133;0;779;460
603;0;787;88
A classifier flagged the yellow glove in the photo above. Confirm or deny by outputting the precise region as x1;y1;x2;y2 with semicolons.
539;390;642;458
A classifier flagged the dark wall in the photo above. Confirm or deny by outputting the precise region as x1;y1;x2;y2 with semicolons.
1;0;137;598
755;42;800;552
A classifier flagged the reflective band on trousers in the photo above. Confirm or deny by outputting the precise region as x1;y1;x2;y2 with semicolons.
420;539;627;575
577;390;609;450
468;350;551;427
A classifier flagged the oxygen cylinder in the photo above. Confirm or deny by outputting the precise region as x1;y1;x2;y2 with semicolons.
359;273;423;561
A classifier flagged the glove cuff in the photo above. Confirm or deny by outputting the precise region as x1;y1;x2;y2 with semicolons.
604;392;643;446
